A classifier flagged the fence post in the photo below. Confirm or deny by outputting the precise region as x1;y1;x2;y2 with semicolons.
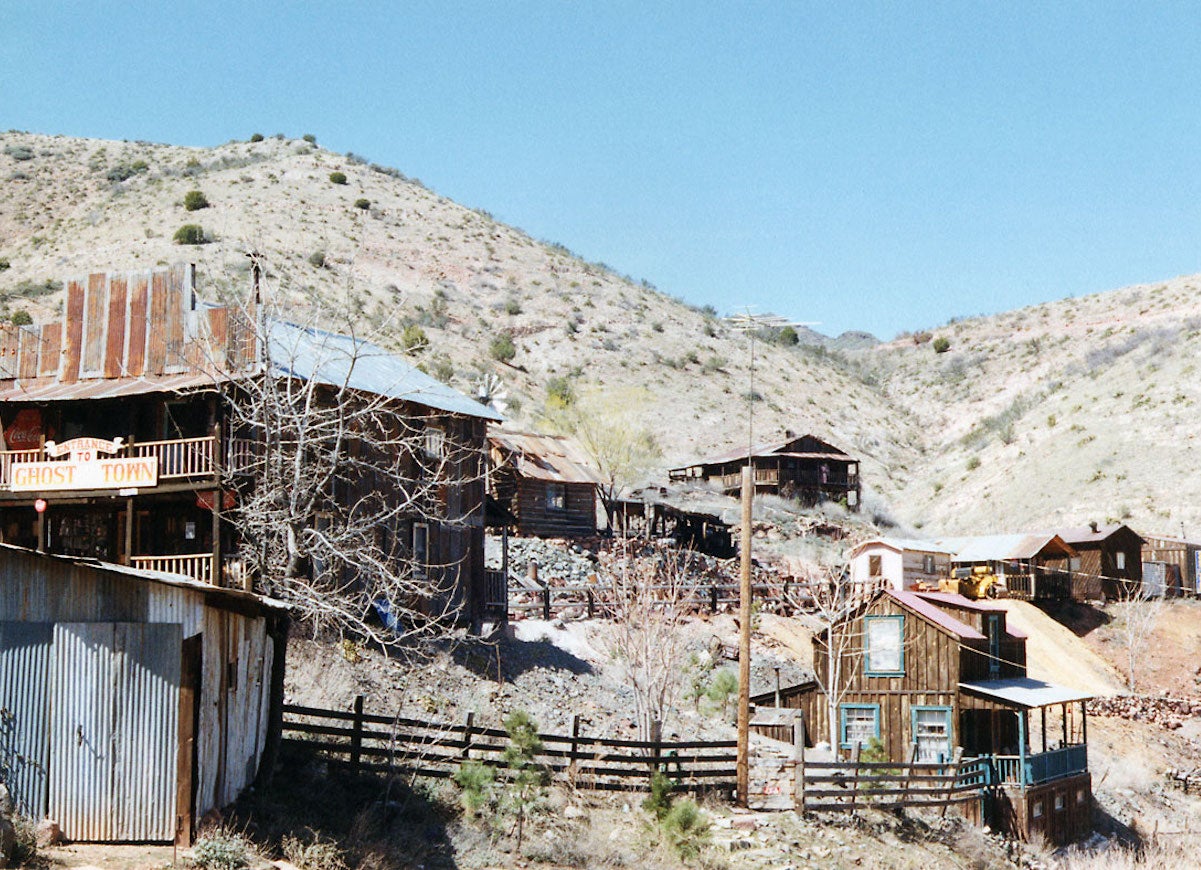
941;747;964;819
649;719;662;788
462;711;475;760
793;712;806;811
569;714;581;779
543;584;551;620
848;742;861;813
709;585;718;614
350;695;364;775
903;742;918;800
586;590;595;618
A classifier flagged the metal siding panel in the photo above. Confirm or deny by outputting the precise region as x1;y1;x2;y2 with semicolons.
195;608;224;817
114;623;180;841
18;328;39;380
39;323;62;377
146;273;168;374
81;273;109;377
62;279;85;382
51;622;117;842
0;326;17;379
127;275;149;376
104;276;128;379
0;622;53;817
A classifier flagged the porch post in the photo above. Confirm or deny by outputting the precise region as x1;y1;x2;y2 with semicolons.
1018;711;1027;786
1062;703;1068;748
1041;707;1047;753
124;497;134;565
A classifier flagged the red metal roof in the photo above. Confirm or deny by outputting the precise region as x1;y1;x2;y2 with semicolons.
886;589;986;640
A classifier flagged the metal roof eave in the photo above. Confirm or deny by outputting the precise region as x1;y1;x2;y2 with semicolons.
958;678;1093;709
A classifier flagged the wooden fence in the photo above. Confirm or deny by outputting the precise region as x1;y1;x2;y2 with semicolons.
799;747;989;816
281;699;737;794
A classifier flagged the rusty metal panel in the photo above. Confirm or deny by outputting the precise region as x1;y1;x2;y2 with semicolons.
50;621;116;841
62;279;85;382
127;274;148;376
0;325;18;379
39;323;62;377
50;622;180;842
80;273;108;377
17;327;39;379
104;276;128;378
146;272;168;374
0;622;53;818
164;267;186;373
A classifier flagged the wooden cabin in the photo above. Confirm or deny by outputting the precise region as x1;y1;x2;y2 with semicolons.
849;537;954;591
0;265;502;626
667;433;860;511
1043;524;1144;601
487;429;602;537
753;589;1093;845
936;533;1077;600
0;544;288;844
1140;533;1201;597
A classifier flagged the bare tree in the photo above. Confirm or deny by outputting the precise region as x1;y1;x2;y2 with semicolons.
595;540;701;742
1111;583;1165;692
208;289;490;649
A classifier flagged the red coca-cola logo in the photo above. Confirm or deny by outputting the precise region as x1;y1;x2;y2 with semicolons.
4;408;42;451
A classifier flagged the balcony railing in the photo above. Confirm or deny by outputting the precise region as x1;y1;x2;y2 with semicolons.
131;436;216;479
131;553;215;584
981;745;1088;787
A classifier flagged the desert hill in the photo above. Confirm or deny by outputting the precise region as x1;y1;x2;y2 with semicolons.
2;130;1199;539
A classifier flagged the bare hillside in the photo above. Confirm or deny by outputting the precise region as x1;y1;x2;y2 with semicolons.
4;130;1201;537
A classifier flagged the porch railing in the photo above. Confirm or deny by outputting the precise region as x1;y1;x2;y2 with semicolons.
130;552;215;584
0;435;221;488
983;745;1088;787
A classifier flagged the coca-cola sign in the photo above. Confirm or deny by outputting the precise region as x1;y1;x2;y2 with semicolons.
4;408;42;451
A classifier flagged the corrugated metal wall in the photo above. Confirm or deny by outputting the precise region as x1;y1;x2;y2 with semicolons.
49;623;181;842
0;622;53;817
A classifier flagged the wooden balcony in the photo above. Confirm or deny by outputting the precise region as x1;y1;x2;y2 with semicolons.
130;552;215;584
982;745;1088;787
0;435;229;491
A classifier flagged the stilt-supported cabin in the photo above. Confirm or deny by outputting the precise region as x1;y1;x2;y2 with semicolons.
667;433;860;510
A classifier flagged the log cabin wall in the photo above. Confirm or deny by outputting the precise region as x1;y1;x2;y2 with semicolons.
515;480;597;537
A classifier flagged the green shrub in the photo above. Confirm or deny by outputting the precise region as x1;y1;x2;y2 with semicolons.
280;830;347;870
662;799;710;862
401;324;429;353
500;710;549;851
642;770;675;821
192;828;252;870
704;669;738;715
105;164;139;182
504;298;522;315
353;197;370;210
452;759;496;817
184;190;210;211
933;336;951;353
329;171;347;185
776;325;799;345
966;455;981;471
249;132;264;142
0;258;9;271
11;309;32;326
546;376;574;409
173;224;207;245
303;133;317;144
308;251;326;268
4;145;33;161
489;332;516;363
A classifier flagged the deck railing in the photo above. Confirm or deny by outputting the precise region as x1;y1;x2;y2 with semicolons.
0;435;222;488
0;448;41;487
130;553;215;584
983;745;1088;787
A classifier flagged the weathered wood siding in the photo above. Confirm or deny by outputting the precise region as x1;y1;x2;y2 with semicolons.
993;773;1092;845
1141;536;1199;595
514;480;597;538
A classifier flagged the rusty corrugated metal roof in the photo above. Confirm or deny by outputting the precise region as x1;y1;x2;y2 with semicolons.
489;428;603;484
0;371;223;402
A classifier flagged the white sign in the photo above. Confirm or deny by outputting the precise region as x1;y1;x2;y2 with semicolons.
11;436;157;492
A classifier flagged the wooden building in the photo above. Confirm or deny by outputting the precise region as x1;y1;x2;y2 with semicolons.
0;265;502;625
0;544;288;844
849;537;954;591
936;533;1077;600
1043;524;1144;601
754;589;1093;845
667;433;861;511
1140;533;1201;597
487;429;602;537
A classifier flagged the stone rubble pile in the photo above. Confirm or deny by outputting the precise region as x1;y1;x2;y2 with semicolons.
1086;695;1201;730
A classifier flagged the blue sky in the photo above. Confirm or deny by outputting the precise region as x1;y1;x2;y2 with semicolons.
6;3;1201;338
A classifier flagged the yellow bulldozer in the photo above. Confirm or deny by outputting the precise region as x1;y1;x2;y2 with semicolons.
939;565;1003;599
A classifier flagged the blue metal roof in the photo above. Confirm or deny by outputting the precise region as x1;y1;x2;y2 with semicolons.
266;319;502;421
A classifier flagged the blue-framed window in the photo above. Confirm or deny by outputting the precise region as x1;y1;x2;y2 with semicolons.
864;615;904;676
840;704;881;749
911;706;953;763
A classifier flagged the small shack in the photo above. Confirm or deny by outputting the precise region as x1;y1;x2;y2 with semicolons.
0;544;288;844
936;533;1077;600
487;429;602;537
849;537;955;591
667;433;861;511
1044;524;1144;600
1141;533;1201;597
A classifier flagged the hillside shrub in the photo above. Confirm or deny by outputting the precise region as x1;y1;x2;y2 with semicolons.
933;336;951;353
489;332;516;363
329;171;347;185
303;133;317;144
192;827;252;870
280;830;347;870
353;198;370;210
401;324;429;353
504;298;522;315
546;376;575;409
184;189;210;211
11;310;32;326
3;145;33;161
452;759;495;818
662;799;710;862
0;258;9;271
776;325;799;345
966;456;981;471
249;132;264;142
912;330;933;345
173;224;207;245
308;251;326;268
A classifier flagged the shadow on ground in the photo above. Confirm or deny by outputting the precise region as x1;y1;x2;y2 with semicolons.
1037;600;1112;637
449;631;594;682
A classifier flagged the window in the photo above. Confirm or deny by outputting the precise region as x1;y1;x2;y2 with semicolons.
1054;794;1065;811
423;427;445;459
1032;800;1044;819
1069;556;1081;572
922;554;936;575
412;523;429;579
547;482;566;512
987;613;1002;679
868;554;882;576
1076;788;1087;805
864;615;904;676
840;704;880;749
1116;551;1126;571
911;707;952;763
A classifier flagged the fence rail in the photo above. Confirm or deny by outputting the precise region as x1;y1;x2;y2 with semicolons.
281;699;737;794
800;750;988;814
130;552;214;583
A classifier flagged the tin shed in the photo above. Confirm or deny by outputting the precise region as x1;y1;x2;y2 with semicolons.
0;544;288;844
